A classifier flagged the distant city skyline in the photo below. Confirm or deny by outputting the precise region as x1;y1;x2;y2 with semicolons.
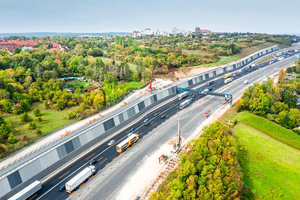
1;0;299;34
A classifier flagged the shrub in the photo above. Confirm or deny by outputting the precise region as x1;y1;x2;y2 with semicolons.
36;128;42;135
33;108;41;116
20;113;29;123
23;135;29;141
8;133;17;143
66;111;76;119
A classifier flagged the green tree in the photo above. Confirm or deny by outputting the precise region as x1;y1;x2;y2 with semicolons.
57;100;66;111
132;72;139;82
104;72;118;84
14;47;21;54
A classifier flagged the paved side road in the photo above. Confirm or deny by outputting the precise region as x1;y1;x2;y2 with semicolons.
70;56;296;200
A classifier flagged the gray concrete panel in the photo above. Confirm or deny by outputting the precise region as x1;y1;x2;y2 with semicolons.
98;124;105;135
144;98;151;107
127;107;136;118
118;113;124;123
79;132;88;146
85;130;94;142
57;144;67;159
188;80;193;86
92;128;101;138
0;178;11;197
156;91;163;100
65;140;75;154
204;73;209;79
7;171;22;189
39;149;59;169
123;111;129;121
152;95;157;102
138;101;145;111
19;159;42;182
113;115;120;126
134;105;139;114
103;118;115;131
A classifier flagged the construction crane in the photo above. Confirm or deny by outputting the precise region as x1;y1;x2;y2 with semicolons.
147;59;156;92
203;110;210;118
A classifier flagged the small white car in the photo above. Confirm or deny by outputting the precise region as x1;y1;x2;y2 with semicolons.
244;80;248;85
108;140;115;146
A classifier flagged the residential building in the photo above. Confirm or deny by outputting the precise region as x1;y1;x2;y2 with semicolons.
195;27;201;33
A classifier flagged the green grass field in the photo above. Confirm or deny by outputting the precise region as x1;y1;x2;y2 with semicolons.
3;102;78;141
233;112;300;151
236;123;300;199
199;55;240;67
99;57;137;72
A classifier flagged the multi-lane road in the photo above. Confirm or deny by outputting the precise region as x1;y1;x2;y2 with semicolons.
26;52;298;200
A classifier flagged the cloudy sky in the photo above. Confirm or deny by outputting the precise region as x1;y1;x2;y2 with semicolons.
1;0;299;34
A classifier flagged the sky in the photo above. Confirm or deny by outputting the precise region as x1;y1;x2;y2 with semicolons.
1;0;299;34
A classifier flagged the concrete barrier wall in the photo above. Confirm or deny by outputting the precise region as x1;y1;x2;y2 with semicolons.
0;45;279;198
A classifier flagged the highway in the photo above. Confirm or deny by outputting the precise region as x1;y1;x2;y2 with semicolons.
26;52;297;200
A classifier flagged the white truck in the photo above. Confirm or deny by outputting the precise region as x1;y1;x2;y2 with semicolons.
8;180;42;200
276;52;282;56
224;77;233;84
250;64;256;68
65;166;96;193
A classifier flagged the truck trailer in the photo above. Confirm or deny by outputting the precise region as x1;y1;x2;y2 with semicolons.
177;92;189;100
179;99;192;109
224;77;233;84
8;180;42;200
65;166;96;193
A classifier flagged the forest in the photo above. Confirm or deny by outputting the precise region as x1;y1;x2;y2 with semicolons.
150;122;243;200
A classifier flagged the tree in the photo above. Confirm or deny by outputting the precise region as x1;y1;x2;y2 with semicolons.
52;69;58;79
87;48;94;56
36;128;42;135
0;89;10;100
0;123;11;139
14;47;21;54
57;100;66;111
132;71;139;82
284;91;297;108
104;72;118;84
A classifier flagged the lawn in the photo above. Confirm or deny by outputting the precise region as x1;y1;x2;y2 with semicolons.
66;80;95;91
2;102;78;141
236;123;300;199
233;112;300;150
199;55;240;67
99;57;138;72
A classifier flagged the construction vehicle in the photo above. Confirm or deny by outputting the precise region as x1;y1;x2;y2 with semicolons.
203;110;210;118
116;134;139;153
221;97;230;104
121;102;128;107
147;59;156;92
8;180;42;200
65;166;96;193
158;154;168;163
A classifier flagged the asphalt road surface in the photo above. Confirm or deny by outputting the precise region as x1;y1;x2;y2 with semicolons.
28;53;297;200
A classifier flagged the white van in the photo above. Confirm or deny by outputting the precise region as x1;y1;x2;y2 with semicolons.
244;80;248;85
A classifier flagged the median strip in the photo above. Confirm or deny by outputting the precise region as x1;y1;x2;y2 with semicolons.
59;171;70;179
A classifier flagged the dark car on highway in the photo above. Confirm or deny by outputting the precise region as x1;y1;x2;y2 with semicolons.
161;114;166;119
144;121;150;126
90;160;97;165
144;118;149;123
59;184;65;191
154;113;159;117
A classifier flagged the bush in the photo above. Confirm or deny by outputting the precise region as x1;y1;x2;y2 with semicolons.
36;128;42;135
33;108;41;116
27;122;37;130
8;133;17;143
23;135;29;141
20;113;29;123
66;111;76;119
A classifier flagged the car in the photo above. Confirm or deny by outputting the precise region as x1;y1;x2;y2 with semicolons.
190;97;194;101
207;87;212;91
191;94;195;98
108;140;115;146
130;127;135;131
143;118;149;123
161;114;166;119
89;160;97;165
144;121;150;126
59;184;65;191
154;113;159;117
219;82;222;85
